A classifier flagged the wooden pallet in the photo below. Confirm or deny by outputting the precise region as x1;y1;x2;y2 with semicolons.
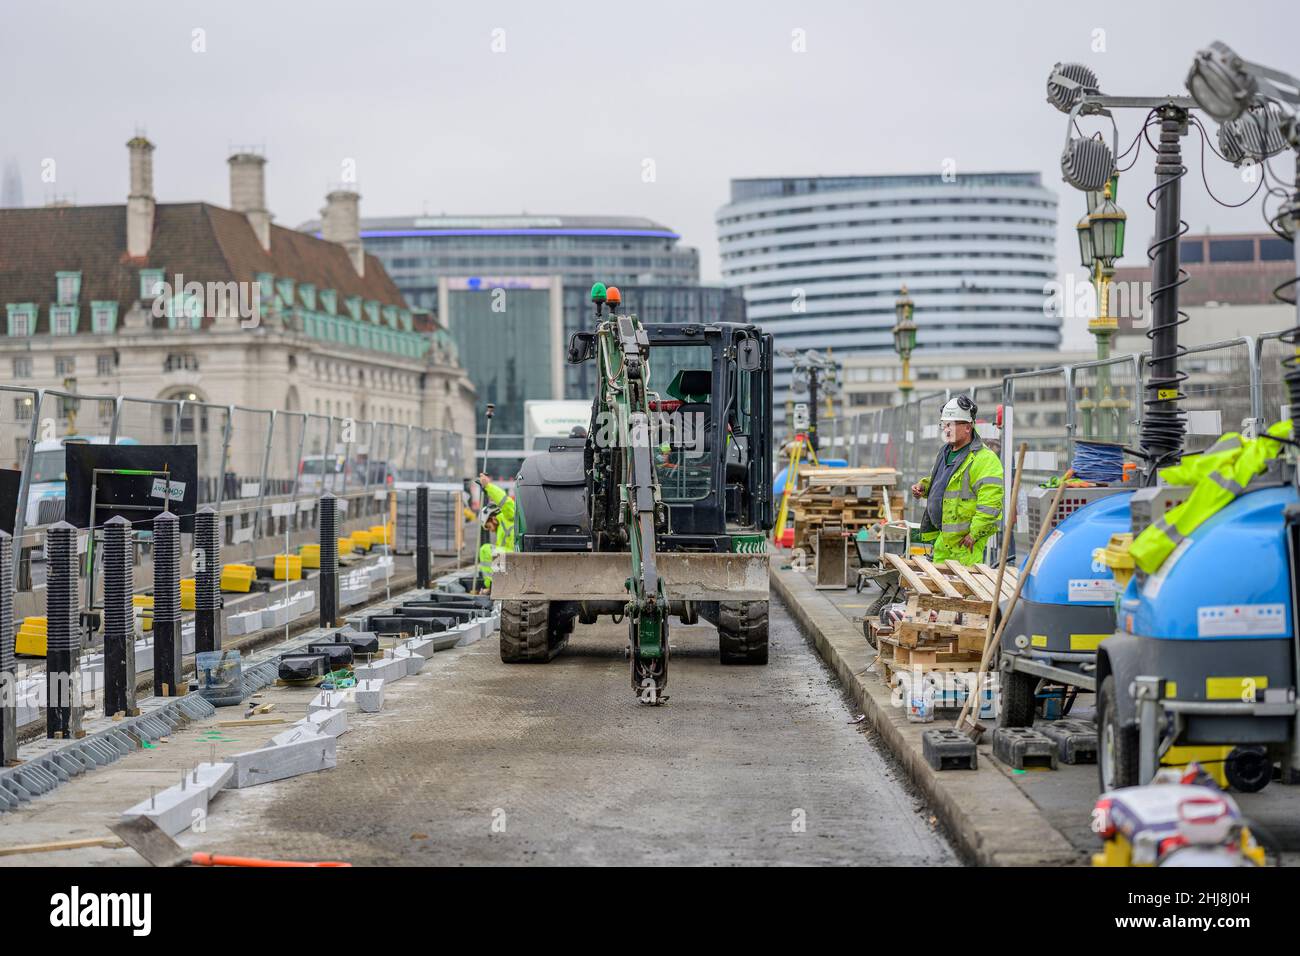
884;554;1018;607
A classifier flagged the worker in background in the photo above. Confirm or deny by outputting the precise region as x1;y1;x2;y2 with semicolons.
475;471;517;592
910;395;1003;566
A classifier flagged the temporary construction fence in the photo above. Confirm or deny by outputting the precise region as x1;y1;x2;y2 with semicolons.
0;386;467;609
846;331;1294;557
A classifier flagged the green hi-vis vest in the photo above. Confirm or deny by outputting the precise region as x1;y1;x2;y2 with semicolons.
919;444;1004;565
477;482;517;585
1130;420;1292;575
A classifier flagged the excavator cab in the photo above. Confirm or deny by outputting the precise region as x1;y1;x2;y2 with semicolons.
499;300;775;701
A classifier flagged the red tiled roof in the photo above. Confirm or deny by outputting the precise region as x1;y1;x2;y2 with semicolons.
0;203;406;334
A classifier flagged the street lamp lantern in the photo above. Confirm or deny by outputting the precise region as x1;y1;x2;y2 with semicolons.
892;285;917;359
1075;212;1095;268
1088;181;1127;264
892;285;917;399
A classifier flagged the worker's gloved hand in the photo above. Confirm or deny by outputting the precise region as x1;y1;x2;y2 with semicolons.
960;534;975;549
910;482;924;499
478;472;491;487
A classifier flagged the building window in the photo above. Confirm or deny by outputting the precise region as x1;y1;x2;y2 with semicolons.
91;301;118;333
14;397;33;421
140;269;166;301
50;306;77;335
55;356;76;376
1261;238;1294;262
1209;239;1255;263
6;304;35;337
97;354;113;377
56;272;82;305
320;289;337;315
12;356;31;378
98;400;115;421
163;353;199;372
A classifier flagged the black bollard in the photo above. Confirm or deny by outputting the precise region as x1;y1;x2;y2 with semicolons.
319;493;339;628
45;521;82;739
0;531;16;763
415;485;430;589
101;516;137;717
152;510;182;697
193;506;222;654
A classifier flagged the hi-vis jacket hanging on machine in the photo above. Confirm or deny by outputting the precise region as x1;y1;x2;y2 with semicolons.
917;434;1004;566
1130;420;1293;575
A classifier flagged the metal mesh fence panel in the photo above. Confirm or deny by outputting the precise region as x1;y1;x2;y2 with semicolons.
1176;338;1255;454
1071;354;1141;445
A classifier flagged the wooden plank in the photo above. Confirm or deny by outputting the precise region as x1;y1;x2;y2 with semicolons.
915;592;995;615
912;556;962;598
944;561;995;603
977;564;1019;602
0;837;124;857
885;553;932;595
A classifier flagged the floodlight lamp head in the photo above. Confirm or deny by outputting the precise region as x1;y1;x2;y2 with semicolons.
1186;41;1256;122
1047;62;1100;114
1061;135;1115;192
1217;102;1291;164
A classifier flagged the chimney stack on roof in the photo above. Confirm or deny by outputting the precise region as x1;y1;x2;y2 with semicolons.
228;152;271;252
321;189;364;276
126;135;155;259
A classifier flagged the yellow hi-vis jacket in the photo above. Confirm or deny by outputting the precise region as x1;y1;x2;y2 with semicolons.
476;481;517;588
1130;419;1292;575
918;442;1004;566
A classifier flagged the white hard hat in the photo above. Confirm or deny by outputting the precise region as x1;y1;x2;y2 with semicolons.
940;396;976;423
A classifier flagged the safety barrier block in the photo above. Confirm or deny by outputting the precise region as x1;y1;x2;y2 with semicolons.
220;564;256;593
355;678;384;713
180;578;196;611
299;543;321;569
307;689;353;715
354;656;406;685
120;779;211;837
16;616;48;656
274;554;303;581
393;646;426;675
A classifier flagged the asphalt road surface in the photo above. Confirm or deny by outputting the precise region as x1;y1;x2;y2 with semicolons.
184;599;959;865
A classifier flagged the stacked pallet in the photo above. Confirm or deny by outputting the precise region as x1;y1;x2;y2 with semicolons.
874;555;1019;685
791;467;904;552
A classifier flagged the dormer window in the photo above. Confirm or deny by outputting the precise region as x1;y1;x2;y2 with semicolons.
91;302;117;333
319;289;337;315
6;303;36;337
345;295;362;321
50;306;77;335
298;283;316;311
140;269;166;301
56;272;82;305
364;301;380;324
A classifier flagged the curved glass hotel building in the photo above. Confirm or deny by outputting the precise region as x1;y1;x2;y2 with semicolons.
715;173;1059;420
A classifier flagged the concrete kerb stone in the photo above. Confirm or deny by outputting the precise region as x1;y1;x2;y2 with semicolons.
308;689;355;715
770;567;1082;867
293;708;349;739
392;646;426;675
120;775;212;837
354;656;406;685
230;730;337;788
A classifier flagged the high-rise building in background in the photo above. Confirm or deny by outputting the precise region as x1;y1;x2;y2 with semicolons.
1;158;23;208
299;214;745;433
715;173;1059;423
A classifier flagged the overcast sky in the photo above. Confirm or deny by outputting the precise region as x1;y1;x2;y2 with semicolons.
2;0;1297;349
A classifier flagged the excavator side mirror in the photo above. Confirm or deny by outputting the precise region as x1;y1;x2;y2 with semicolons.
737;338;761;372
568;331;597;364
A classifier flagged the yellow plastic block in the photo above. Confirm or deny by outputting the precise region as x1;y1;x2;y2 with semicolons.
337;537;355;556
180;579;196;611
299;544;321;569
275;554;303;581
1163;745;1233;789
132;595;154;608
350;531;374;552
368;525;391;546
220;563;256;593
15;616;48;656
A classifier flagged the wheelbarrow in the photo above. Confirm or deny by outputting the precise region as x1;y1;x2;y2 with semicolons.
853;521;910;617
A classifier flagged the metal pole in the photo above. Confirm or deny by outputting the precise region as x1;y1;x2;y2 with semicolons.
0;531;15;762
45;521;81;738
1140;106;1190;485
319;493;339;628
416;485;430;590
101;515;137;717
193;506;222;655
152;510;182;697
1133;675;1163;785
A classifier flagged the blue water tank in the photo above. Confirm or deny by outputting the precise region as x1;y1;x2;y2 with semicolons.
773;459;848;496
1120;484;1295;641
1020;491;1133;606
